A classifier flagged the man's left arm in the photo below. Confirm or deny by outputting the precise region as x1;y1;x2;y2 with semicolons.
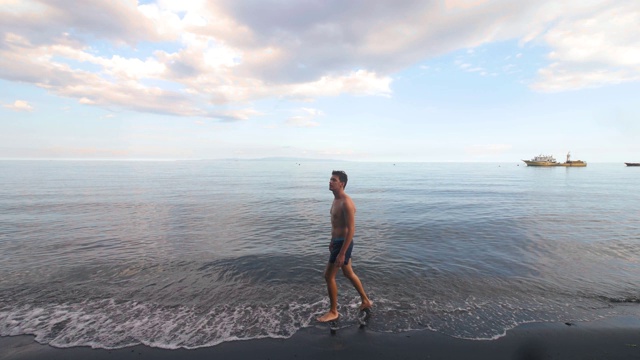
336;200;356;266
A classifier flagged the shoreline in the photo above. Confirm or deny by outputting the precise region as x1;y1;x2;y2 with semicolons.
2;316;640;360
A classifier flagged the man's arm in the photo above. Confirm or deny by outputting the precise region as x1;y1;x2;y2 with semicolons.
336;199;355;266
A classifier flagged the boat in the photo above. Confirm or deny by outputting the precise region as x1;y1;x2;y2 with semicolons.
625;163;640;166
559;152;587;167
522;154;558;166
522;152;587;167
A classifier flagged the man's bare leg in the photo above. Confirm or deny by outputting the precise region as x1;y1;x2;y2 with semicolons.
341;263;373;310
317;263;340;322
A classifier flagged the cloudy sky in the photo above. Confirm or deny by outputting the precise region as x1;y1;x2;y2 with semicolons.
1;0;638;162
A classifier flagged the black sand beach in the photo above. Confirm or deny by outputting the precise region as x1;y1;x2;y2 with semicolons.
2;316;639;360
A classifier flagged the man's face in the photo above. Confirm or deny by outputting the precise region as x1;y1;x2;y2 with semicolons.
329;175;342;191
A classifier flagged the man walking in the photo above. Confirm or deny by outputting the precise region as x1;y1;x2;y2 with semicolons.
317;170;372;322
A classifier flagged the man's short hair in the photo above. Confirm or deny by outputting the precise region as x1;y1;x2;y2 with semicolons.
332;170;348;189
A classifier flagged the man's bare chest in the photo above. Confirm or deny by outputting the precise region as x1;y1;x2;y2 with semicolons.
330;202;343;224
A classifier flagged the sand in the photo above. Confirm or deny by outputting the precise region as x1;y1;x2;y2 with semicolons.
2;316;640;360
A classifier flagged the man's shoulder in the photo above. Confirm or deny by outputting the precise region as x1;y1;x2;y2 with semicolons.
343;194;355;209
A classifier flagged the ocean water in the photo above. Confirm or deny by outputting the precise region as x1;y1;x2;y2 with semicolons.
1;160;639;349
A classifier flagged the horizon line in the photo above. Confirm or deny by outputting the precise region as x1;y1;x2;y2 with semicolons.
0;158;630;164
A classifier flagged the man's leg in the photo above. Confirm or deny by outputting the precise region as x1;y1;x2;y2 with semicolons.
317;262;340;322
341;263;372;310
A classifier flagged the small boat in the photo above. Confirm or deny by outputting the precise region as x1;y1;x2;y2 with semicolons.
522;154;558;166
625;162;640;166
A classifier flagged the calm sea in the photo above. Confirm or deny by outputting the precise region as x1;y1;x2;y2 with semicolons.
1;160;639;349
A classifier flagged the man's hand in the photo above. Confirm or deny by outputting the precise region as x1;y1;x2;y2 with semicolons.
335;253;345;267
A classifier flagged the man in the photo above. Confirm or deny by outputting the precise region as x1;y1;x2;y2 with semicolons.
317;170;372;322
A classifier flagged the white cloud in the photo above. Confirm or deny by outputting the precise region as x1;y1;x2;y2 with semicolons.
0;0;638;119
285;107;324;127
3;100;34;112
446;0;491;11
301;108;323;116
79;97;96;105
210;108;262;121
287;70;392;99
533;64;637;92
545;5;640;67
286;115;320;128
531;1;640;91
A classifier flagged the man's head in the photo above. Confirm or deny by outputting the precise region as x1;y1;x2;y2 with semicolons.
331;170;348;189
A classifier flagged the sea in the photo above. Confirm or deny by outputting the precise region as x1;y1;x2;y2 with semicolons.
1;160;639;349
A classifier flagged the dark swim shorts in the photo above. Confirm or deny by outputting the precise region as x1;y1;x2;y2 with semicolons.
329;238;354;265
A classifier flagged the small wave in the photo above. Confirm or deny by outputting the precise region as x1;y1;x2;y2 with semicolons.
608;296;640;304
0;299;325;349
2;291;636;348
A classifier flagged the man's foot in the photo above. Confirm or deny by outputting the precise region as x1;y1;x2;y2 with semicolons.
316;311;340;323
359;300;373;311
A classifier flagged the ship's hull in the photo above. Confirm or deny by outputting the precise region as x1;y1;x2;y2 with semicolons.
625;163;640;166
522;160;558;166
559;161;587;167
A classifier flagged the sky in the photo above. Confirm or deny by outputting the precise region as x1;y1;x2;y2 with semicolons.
1;0;639;162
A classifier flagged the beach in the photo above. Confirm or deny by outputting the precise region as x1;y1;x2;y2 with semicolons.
2;317;640;360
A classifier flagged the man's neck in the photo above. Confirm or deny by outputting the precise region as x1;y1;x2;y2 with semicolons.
332;188;346;199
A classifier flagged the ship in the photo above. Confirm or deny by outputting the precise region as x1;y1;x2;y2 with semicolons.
522;154;558;166
625;162;640;166
522;152;586;167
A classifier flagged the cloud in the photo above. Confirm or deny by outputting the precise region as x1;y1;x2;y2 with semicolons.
0;0;638;119
208;108;262;122
445;0;491;11
0;0;164;46
286;116;319;128
531;1;640;91
532;64;637;92
456;60;487;74
285;107;323;127
3;100;34;112
0;35;200;115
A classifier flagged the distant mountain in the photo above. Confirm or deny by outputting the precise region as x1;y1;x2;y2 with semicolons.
242;157;347;162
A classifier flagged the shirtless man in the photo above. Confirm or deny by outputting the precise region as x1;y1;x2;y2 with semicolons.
317;170;372;322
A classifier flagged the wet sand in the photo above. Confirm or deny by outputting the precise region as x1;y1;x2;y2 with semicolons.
2;316;639;360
